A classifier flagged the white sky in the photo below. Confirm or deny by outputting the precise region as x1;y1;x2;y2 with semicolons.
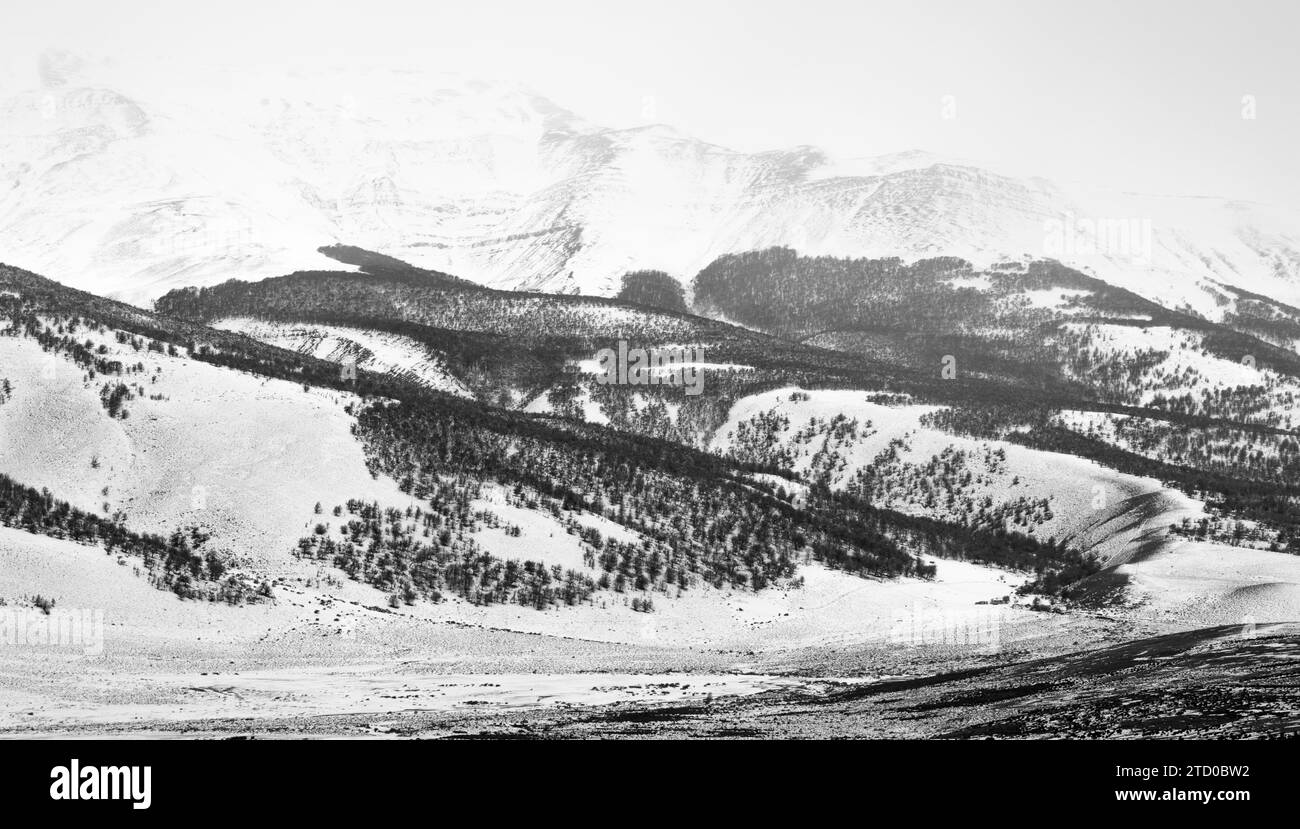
2;0;1298;207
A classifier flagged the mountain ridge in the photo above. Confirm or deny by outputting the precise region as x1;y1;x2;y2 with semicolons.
2;53;1299;323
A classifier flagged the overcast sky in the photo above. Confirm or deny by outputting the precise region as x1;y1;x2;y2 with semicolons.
3;0;1297;206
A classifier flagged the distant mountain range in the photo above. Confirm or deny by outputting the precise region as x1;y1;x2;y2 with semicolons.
3;51;1300;320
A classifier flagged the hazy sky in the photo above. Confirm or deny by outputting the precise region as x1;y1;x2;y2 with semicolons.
4;0;1298;206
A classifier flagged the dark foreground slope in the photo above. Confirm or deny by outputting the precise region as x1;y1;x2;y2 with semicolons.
387;623;1300;738
15;623;1294;739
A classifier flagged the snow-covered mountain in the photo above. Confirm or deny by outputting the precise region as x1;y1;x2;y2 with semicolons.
2;51;1299;317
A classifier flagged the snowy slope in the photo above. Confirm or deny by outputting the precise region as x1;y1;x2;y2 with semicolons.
213;317;474;397
0;318;1054;665
709;387;1164;562
709;387;1300;622
0;330;407;565
0;317;654;586
1;52;1297;317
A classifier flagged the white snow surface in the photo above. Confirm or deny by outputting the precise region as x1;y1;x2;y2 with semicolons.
0;330;408;563
213;316;474;397
709;387;1300;622
0;54;1297;317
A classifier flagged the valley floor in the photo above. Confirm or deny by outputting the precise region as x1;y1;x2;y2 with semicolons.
8;521;1292;739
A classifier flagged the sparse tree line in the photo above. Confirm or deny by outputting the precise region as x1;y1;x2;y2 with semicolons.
0;472;262;603
295;490;603;610
296;484;723;610
1169;514;1282;550
331;395;1100;604
1009;426;1300;553
343;398;937;604
920;403;1300;551
849;441;1056;537
716;405;1083;582
721;408;875;489
1057;412;1300;485
4;311;170;421
1057;324;1297;429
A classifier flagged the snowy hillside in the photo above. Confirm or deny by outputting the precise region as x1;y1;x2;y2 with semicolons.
213;317;474;398
0;328;406;564
1;52;1298;318
709;387;1300;623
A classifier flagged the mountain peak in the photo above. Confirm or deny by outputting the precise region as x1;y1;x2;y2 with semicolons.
0;58;1297;317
